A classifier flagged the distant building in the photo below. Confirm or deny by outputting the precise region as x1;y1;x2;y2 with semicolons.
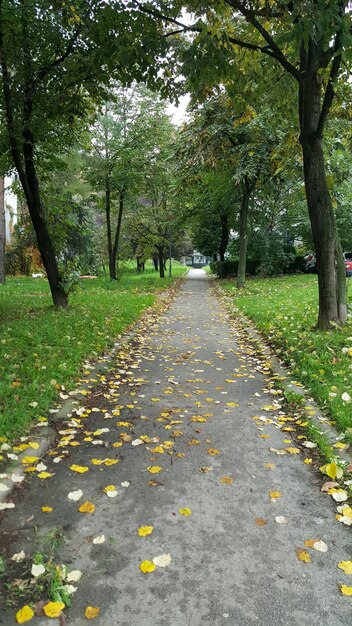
183;251;211;268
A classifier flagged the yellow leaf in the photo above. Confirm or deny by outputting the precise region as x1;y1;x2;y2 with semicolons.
147;466;162;473
226;402;239;407
138;526;153;537
151;445;164;454
139;560;156;573
21;456;39;465
179;507;192;516
70;464;89;473
338;561;352;574
191;417;207;423
16;605;34;623
304;539;318;548
150;398;160;402
264;463;275;470
320;462;343;480
37;472;52;479
334;442;348;449
85;606;100;619
79;501;95;514
269;491;282;499
103;485;117;493
91;459;103;465
255;518;267;526
304;458;312;465
28;442;39;449
148;480;159;486
260;434;270;439
188;439;200;445
41;506;53;513
296;548;311;563
285;447;300;454
341;585;352;596
207;448;220;456
112;442;123;448
103;459;119;466
43;601;65;618
220;476;233;485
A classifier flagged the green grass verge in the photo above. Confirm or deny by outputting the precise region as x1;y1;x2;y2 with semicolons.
221;274;352;435
0;262;187;441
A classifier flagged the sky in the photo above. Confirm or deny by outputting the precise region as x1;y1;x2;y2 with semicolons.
166;94;190;125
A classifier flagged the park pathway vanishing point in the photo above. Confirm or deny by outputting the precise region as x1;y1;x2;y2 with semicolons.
0;269;351;626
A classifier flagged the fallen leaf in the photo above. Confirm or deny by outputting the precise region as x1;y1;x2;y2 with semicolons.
43;601;65;618
11;551;26;562
275;516;287;524
147;466;162;473
179;507;192;516
16;605;34;624
85;606;100;619
338;561;352;575
152;553;172;568
220;476;233;484
103;485;118;498
69;464;89;474
199;466;212;473
264;463;275;470
340;585;352;596
207;448;220;456
312;540;328;552
304;539;318;548
255;518;267;526
285;447;300;454
138;526;153;537
320;462;343;480
139;560;156;573
79;501;95;514
92;534;105;544
31;563;45;577
269;491;282;500
68;489;83;501
296;548;311;563
304;458;312;465
328;488;348;502
67;570;82;582
37;472;53;479
41;506;53;513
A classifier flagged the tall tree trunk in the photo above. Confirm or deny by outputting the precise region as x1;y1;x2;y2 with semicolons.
112;188;125;275
218;211;229;262
236;178;251;289
0;176;5;284
299;44;345;328
0;21;67;307
158;246;165;278
335;233;347;325
105;175;115;280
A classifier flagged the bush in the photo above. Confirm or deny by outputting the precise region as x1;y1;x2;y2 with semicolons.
5;244;42;276
210;259;260;278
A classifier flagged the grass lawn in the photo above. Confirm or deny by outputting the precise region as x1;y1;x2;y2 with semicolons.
0;261;187;441
220;274;352;436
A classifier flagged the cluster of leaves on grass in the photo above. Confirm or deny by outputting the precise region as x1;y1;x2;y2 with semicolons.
0;264;186;440
222;274;352;434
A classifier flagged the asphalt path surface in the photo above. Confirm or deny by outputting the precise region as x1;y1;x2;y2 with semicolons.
1;269;351;626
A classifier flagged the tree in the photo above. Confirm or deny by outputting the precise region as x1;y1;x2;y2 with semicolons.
0;1;168;305
86;85;166;280
125;112;178;278
136;0;352;327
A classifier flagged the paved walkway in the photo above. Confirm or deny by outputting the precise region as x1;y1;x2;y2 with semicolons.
0;270;351;625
